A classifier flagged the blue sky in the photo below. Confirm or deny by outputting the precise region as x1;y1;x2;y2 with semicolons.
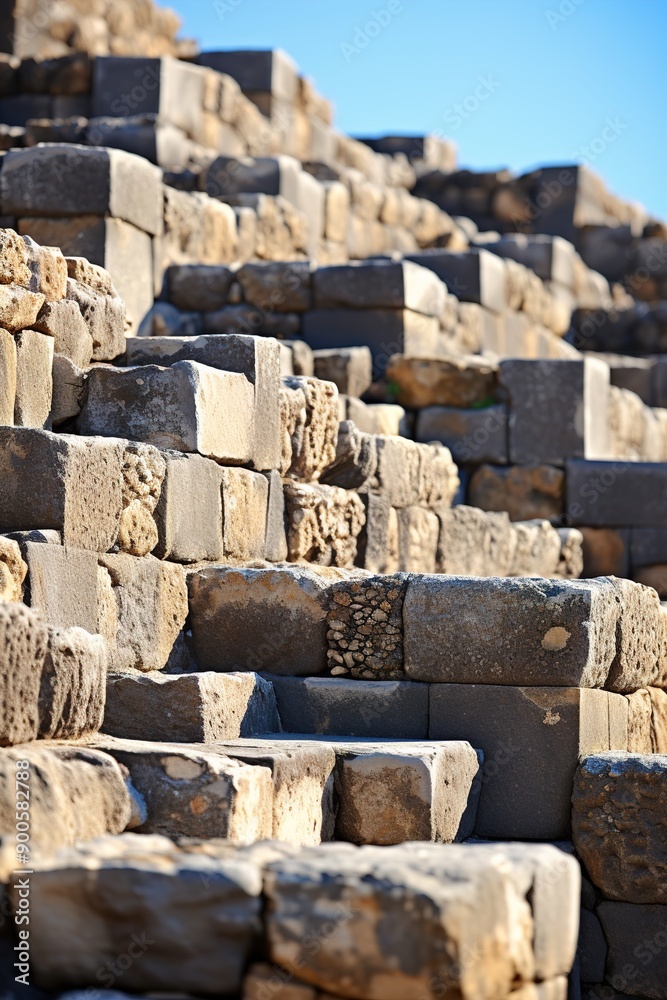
170;0;666;219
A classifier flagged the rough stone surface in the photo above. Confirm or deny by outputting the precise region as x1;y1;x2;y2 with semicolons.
103;672;280;743
38;626;107;739
78;361;254;464
33;298;93;367
572;752;667;904
404;576;619;687
281;375;339;480
154;451;224;563
0;745;131;852
0;601;48;746
284;482;366;568
326;574;407;679
221;468;268;561
0;536;27;603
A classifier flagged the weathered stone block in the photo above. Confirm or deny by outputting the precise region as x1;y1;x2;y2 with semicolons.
284;482;366;568
78;361;254;464
0;602;48;746
270;676;429;739
332;739;481;845
470;463;565;521
13;328;53;429
236;260;313;312
567;460;667;528
313;260;446;316
103;671;280;743
88;737;274;843
572;752;667;904
0;745;131;852
32;297;93;368
429;684;623;839
320;420;377;491
386;353;498;409
23;833;263;995
98;554;187;674
38;626;106;739
124;334;281;472
263;469;288;562
221;468;268;561
416;404;509;465
153;451;224;563
437;506;516;577
312;347;372;399
166;264;235;311
0;537;26;603
397;506;439;573
500;359;610;465
188;565;332;675
24;542;104;632
0;429;124;551
406;247;508;313
0;283;44;331
281;374;338;480
405;576;619;687
64;272;126;360
1;145;163;235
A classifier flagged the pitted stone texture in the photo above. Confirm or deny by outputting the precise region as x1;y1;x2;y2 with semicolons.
0;602;48;745
22;833;263;995
205;739;336;846
38;626;106;740
65;277;126;362
469;463;565;522
572;752;667;905
103;671;280;743
332;740;481;845
385;353;498;408
22;236;68;300
0;745;131;852
0;228;32;287
404;576;618;688
117;442;165;557
0;428;124;552
0;284;45;331
78;361;254;464
511;520;562;577
0;537;27;603
66;257;116;297
326;575;407;679
603;576;662;693
87;737;273;844
188;565;334;676
98;554;188;674
280;375;338;480
265;841;579;1000
270;676;429;739
284;482;366;568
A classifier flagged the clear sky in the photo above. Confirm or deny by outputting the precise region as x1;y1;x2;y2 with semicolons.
169;0;666;219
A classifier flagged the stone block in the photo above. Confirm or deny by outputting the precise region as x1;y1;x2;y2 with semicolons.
320;420;377;491
78;361;254;464
283;482;366;568
0;536;26;603
32;297;93;368
13;328;53;428
372;436;459;508
566;460;667;528
0;326;16;425
103;671;279;743
500;359;610;465
197;49;298;103
264;841;579;999
597;902;667;999
23;542;101;632
124;335;281;471
0;745;131;852
489;234;576;287
23;833;262;995
437;506;516;577
39;626;106;739
188;565;332;675
572;752;667;904
270;676;429;739
580;527;629;578
510;520;562;577
0;429;124;551
98;554;187;674
263;469;288;562
236;260;313;312
396;506;439;573
0;283;44;331
355;493;400;575
417;404;509;465
88;737;274;843
406;248;508;313
1;145;163;235
153;451;224;563
302;308;440;377
0;602;48;745
209;738;336;845
604;577;662;692
280;374;338;480
166;263;234;311
312;347;372;398
578;908;607;984
313;260;446;316
404;576;619;687
386;353;498;408
331;739;481;845
221;468;268;561
470;463;565;521
429;684;624;839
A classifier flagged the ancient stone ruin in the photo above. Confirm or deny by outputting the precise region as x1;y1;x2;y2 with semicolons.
0;2;664;998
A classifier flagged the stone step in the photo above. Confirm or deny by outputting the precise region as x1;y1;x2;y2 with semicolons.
16;835;579;999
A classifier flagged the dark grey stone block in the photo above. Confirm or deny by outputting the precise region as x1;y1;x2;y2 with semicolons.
405;248;508;314
597;901;667;997
416;404;508;465
566;460;667;527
